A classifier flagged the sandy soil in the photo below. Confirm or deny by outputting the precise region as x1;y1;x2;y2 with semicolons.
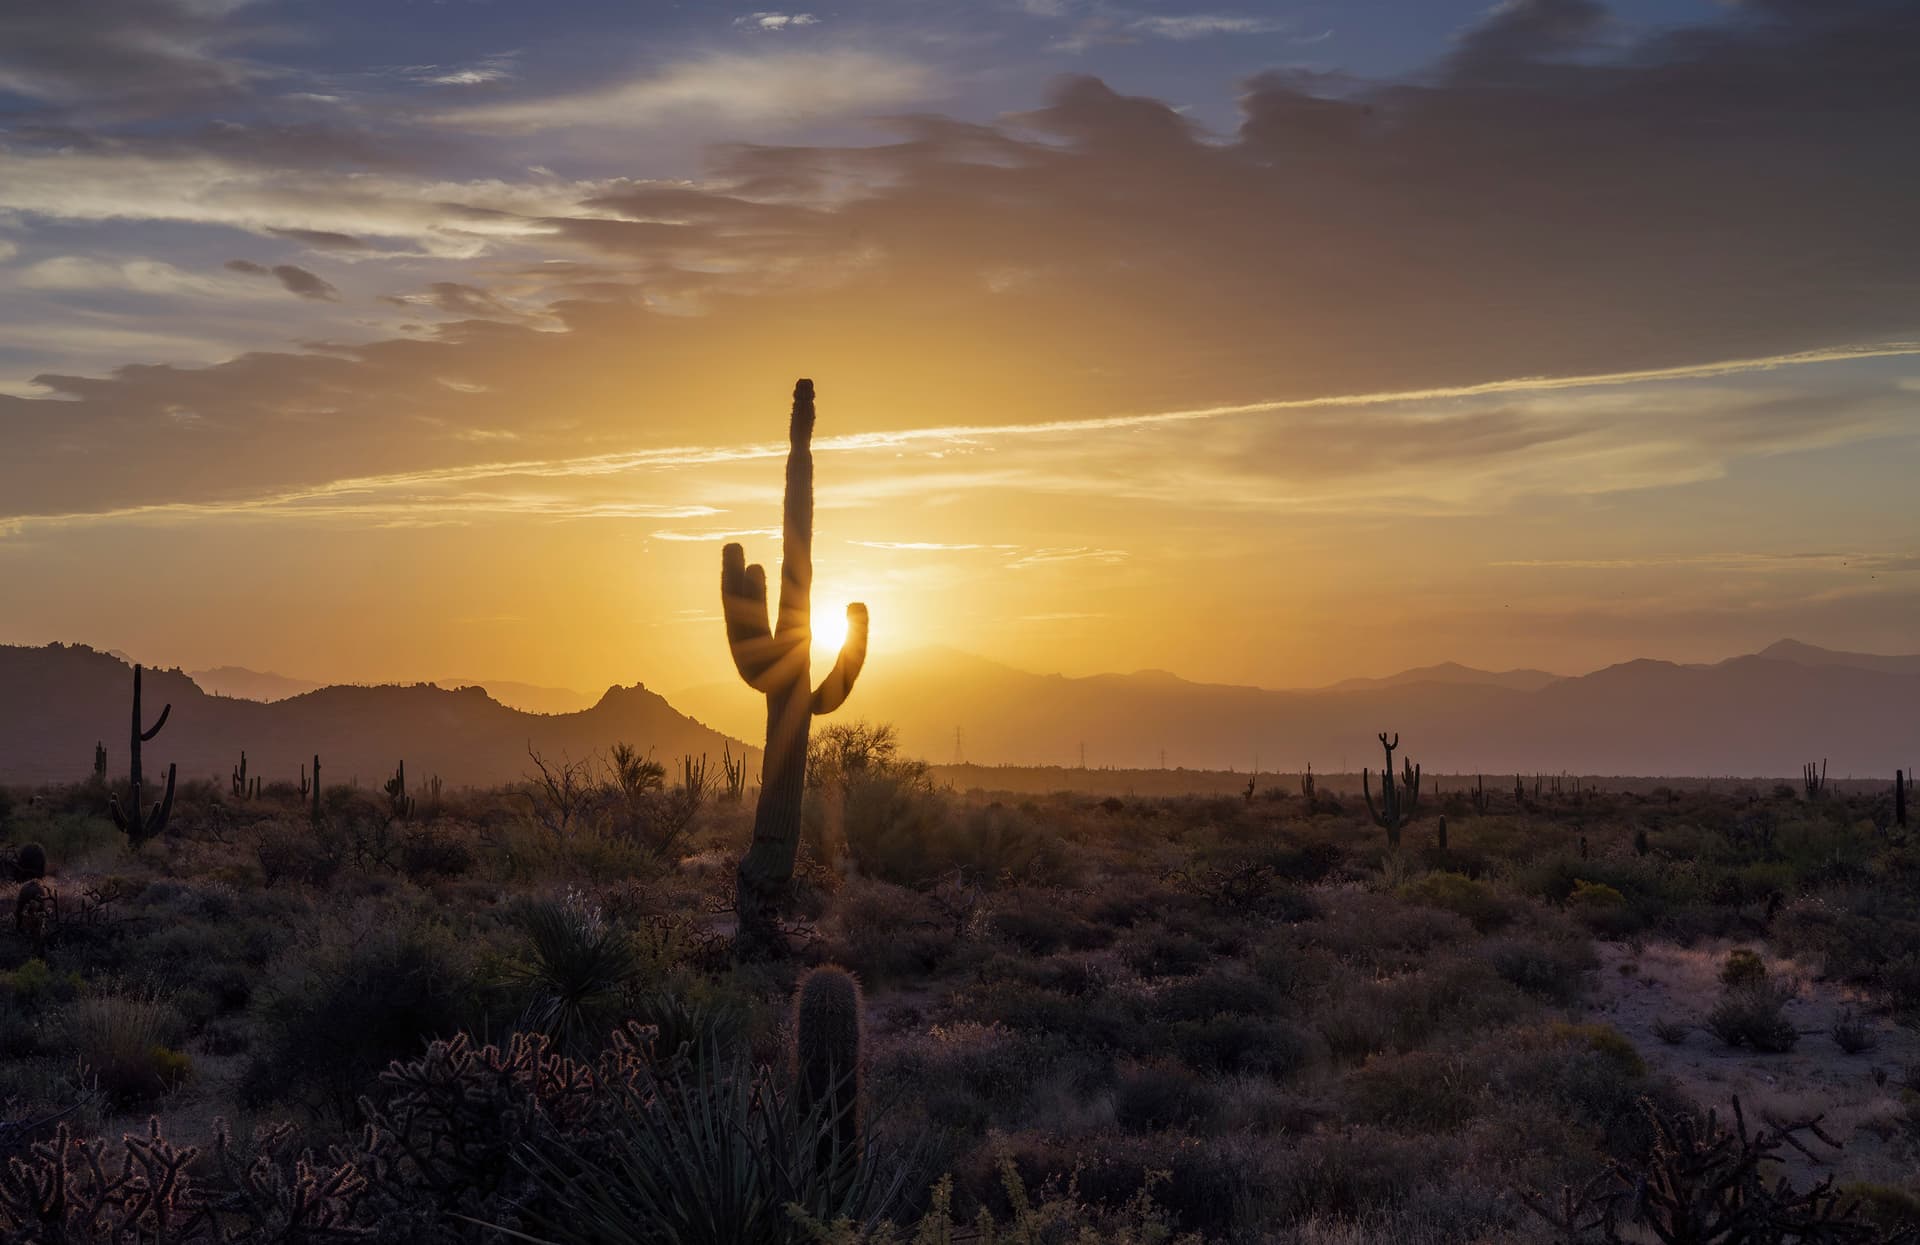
1588;938;1917;1187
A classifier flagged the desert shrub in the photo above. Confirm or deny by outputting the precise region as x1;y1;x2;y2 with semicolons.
1347;1050;1486;1131
244;921;477;1118
5;809;118;866
1720;946;1767;987
1704;980;1800;1052
835;770;949;884
1830;1008;1876;1054
1118;928;1212;978
1150;970;1285;1022
986;895;1109;954
1318;959;1526;1061
1113;1060;1222;1132
1303;894;1473;971
1395;872;1516;932
59;993;191;1106
980;1133;1245;1238
401;828;475;881
1480;934;1596;1004
825;879;960;985
2;957;81;1010
1652;1017;1690;1045
952;978;1141;1055
255;819;343;888
1263;1126;1459;1224
943;802;1076;887
1157;1014;1313;1077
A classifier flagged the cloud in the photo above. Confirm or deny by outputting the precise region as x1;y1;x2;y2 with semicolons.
0;0;270;107
435;50;934;132
733;13;820;31
265;228;372;252
20;255;278;300
0;1;1916;530
224;259;339;300
1128;15;1290;39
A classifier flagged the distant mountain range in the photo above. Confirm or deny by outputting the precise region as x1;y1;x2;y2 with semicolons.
674;640;1919;778
188;666;598;715
3;639;1913;787
2;644;750;788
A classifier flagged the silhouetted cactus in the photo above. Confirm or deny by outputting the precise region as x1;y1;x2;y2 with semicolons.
1471;774;1488;814
1363;731;1420;849
1515;774;1524;805
720;743;748;803
298;762;311;801
793;965;864;1188
1300;762;1315;803
1803;759;1827;801
92;741;106;782
310;754;322;825
1436;815;1448;852
109;664;175;848
723;379;869;958
231;750;261;801
1896;769;1907;828
385;760;415;820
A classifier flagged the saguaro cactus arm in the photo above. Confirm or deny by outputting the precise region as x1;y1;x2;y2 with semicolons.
811;604;868;715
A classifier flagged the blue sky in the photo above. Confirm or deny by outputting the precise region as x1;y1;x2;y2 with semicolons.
0;0;1915;690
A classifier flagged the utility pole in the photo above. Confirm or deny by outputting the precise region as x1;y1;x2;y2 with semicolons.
1079;741;1086;770
953;726;964;765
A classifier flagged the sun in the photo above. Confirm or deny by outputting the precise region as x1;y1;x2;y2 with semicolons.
811;602;850;657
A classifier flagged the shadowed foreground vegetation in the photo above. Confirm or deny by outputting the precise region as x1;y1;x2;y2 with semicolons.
2;728;1919;1243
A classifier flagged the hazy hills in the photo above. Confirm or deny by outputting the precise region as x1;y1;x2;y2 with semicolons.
188;666;598;715
1;644;750;788
676;640;1918;778
3;639;1913;787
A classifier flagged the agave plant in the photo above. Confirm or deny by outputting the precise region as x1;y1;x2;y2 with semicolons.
514;1051;912;1245
505;890;641;1055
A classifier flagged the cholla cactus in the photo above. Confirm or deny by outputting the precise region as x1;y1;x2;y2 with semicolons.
109;664;176;848
793;965;864;1188
723;380;869;958
1363;731;1420;849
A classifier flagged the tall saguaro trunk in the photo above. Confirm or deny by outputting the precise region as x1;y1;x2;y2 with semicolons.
723;379;869;959
109;663;176;847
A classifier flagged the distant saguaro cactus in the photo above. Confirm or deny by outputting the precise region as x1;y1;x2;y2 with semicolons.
793;965;865;1187
1363;731;1420;849
1897;769;1908;828
1301;762;1315;803
92;741;107;783
232;750;261;801
310;754;322;825
109;664;175;848
1803;759;1827;801
385;760;415;820
720;743;748;803
722;379;869;959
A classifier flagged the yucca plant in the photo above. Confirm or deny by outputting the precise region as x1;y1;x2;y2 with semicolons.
505;891;641;1056
514;1051;913;1245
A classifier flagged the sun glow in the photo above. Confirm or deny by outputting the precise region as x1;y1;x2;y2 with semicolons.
811;602;850;658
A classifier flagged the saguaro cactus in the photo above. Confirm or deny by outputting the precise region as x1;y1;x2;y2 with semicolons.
793;965;865;1187
1363;731;1420;849
1803;759;1827;801
93;741;107;783
384;760;414;820
722;379;869;958
1897;769;1908;829
231;751;261;800
310;755;323;825
109;664;175;847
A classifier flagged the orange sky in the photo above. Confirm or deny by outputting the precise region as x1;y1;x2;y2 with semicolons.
0;1;1916;694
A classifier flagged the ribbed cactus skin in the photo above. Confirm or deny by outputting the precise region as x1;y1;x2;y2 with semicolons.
723;380;869;959
793;964;864;1180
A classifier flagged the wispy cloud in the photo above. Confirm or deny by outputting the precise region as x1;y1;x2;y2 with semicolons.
733;12;819;31
435;50;932;132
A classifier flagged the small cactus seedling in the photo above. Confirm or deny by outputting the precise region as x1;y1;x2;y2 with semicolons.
1363;731;1420;849
109;664;175;848
793;965;865;1188
723;380;869;959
